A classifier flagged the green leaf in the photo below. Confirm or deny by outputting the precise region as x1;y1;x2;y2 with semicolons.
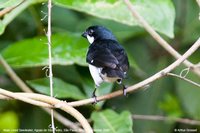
0;0;46;35
2;33;88;67
176;66;200;120
91;109;133;133
0;111;19;132
0;0;23;9
182;0;200;44
0;21;5;35
53;0;175;38
27;77;86;99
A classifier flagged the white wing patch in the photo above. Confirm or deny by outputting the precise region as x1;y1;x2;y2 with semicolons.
86;35;94;44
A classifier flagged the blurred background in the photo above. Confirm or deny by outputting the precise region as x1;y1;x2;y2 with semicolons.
0;0;200;132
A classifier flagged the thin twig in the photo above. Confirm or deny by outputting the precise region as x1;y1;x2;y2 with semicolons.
0;0;24;18
46;0;55;132
43;108;82;130
0;89;51;107
167;73;200;87
123;0;200;77
0;55;32;93
132;115;200;125
0;7;15;18
47;0;53;98
0;55;82;130
197;0;200;7
0;88;92;133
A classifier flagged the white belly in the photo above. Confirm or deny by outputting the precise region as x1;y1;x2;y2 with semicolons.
89;65;103;86
89;65;119;86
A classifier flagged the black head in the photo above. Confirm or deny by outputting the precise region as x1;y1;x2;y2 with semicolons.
82;25;116;44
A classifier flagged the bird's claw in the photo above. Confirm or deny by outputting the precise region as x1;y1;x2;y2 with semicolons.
123;85;127;96
92;88;98;104
92;96;98;104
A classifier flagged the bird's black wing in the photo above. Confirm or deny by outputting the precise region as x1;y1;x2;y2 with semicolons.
86;42;119;69
106;40;129;72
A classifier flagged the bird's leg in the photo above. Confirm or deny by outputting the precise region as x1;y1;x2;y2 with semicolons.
92;87;98;104
117;79;128;96
122;84;127;96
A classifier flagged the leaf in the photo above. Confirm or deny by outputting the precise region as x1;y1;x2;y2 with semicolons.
176;66;200;120
91;109;133;133
27;77;86;99
0;0;23;9
53;0;175;38
0;21;5;36
1;33;88;67
175;0;200;45
0;0;46;35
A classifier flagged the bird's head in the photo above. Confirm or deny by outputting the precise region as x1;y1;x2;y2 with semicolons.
82;25;116;44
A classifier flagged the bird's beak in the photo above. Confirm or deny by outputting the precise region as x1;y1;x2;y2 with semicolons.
82;31;87;38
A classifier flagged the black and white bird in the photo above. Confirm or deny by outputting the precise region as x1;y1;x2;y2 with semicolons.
82;25;129;102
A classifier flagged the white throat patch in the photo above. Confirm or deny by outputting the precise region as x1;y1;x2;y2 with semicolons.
86;35;94;44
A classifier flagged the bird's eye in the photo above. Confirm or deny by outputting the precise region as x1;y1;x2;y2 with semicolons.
88;29;94;36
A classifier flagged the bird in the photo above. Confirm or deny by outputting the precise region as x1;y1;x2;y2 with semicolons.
82;25;129;103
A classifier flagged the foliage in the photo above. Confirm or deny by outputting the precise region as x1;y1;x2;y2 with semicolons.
2;33;88;67
27;77;86;99
91;110;133;133
0;0;199;132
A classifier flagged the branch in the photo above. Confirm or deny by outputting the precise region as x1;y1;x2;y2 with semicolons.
167;73;200;87
42;108;82;130
0;0;24;18
1;92;200;127
132;114;200;125
0;55;32;93
0;88;93;133
197;0;200;20
47;0;53;98
197;0;200;7
0;7;15;18
0;89;51;107
0;56;82;130
123;0;200;77
1;89;200;127
46;0;55;132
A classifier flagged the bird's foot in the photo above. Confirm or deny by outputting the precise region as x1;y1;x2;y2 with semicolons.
123;85;127;96
92;93;98;104
92;88;98;104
